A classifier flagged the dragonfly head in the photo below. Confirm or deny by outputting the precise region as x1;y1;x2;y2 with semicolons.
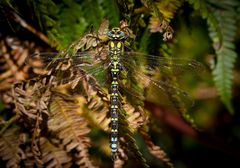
107;27;125;40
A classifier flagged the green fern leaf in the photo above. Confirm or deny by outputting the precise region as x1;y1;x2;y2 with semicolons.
209;2;238;114
188;0;238;114
155;0;183;22
101;0;119;26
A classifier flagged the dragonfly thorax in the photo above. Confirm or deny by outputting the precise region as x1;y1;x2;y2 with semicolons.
109;41;123;51
108;41;124;62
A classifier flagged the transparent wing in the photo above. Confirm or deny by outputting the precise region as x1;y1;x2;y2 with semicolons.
118;52;205;107
55;62;110;88
122;52;205;76
26;51;108;71
26;52;110;94
26;51;204;107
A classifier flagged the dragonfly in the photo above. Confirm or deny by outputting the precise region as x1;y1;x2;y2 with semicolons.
27;25;204;160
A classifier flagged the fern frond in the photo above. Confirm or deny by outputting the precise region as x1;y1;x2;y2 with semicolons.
119;107;149;168
48;92;95;167
30;0;87;49
0;37;37;106
23;146;36;167
31;113;44;167
76;74;110;132
0;127;25;167
210;0;238;114
113;147;128;168
188;0;238;113
140;128;174;168
40;137;72;167
86;94;110;131
30;1;118;49
155;0;183;22
101;1;119;26
81;0;104;28
139;28;151;53
13;78;51;123
143;0;182;41
113;157;125;168
124;104;147;129
13;77;53;166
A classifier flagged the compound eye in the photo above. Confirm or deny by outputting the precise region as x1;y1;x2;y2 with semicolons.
117;31;124;38
107;31;114;38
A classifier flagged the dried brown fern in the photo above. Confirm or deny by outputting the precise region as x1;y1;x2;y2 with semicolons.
48;92;96;167
12;76;96;167
141;0;180;41
23;146;36;168
0;127;25;168
0;37;37;105
13;77;51;124
113;148;127;168
40;137;72;167
140;128;174;168
12;77;53;166
85;90;110;132
123;103;148;130
118;107;149;168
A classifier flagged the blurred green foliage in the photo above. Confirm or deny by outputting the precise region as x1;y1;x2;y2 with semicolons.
28;0;119;49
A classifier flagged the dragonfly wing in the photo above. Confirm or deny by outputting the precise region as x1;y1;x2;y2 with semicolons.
119;54;196;108
134;70;194;108
123;52;205;76
27;51;108;72
56;63;109;87
27;52;110;94
72;61;110;89
64;65;110;97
